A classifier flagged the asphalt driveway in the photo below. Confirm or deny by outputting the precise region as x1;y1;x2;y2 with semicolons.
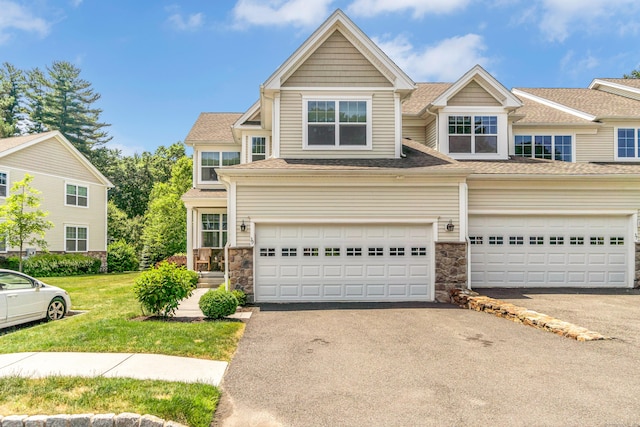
216;294;640;427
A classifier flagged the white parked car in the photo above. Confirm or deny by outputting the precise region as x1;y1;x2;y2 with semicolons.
0;269;71;329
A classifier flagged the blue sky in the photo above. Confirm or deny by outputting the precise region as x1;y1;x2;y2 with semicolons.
2;0;640;155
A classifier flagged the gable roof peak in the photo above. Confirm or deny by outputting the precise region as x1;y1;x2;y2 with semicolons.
430;64;522;109
262;9;415;92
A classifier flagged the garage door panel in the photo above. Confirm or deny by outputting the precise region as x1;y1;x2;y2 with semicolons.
255;224;433;302
470;215;630;288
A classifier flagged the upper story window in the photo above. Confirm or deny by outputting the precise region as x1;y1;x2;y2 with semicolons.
303;98;372;150
200;151;241;182
514;135;572;162
616;128;639;160
66;184;88;207
251;137;266;161
448;115;497;153
0;172;7;197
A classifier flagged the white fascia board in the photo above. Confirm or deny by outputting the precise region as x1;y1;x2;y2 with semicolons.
431;65;522;109
589;79;640;96
217;167;472;179
512;89;596;122
233;100;261;128
262;9;414;91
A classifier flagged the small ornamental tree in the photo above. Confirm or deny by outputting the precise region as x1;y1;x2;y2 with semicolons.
0;174;53;272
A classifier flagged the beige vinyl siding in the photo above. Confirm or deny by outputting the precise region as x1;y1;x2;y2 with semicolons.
425;119;437;149
235;180;461;245
282;30;392;87
279;90;397;158
448;80;501;107
2;168;108;252
468;178;640;234
2;138;99;183
595;85;640;101
402;117;425;144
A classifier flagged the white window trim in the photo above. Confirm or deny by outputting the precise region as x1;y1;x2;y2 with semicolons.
64;181;90;208
64;225;89;253
302;95;373;151
512;133;576;163
614;126;640;161
199;210;228;249
197;150;241;185
249;135;270;162
438;107;508;160
0;170;8;199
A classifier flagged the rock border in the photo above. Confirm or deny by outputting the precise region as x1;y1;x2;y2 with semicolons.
450;289;609;341
0;413;188;427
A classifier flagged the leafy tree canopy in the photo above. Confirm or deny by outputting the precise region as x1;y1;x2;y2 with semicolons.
623;69;640;79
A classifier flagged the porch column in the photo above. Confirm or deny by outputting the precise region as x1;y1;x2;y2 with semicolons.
186;206;194;270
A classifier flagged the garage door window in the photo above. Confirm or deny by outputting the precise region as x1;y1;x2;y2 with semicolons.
346;248;362;256
411;247;427;256
368;247;384;256
282;248;297;256
530;236;544;245
390;247;405;256
591;237;604;245
610;237;624;245
325;248;340;256
303;247;318;256
509;236;524;245
570;237;584;245
549;236;564;245
469;236;483;245
260;248;275;257
489;236;503;245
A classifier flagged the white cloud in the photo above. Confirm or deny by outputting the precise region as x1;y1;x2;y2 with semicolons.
232;0;335;28
537;0;640;42
374;33;490;81
348;0;472;18
560;50;601;79
70;0;83;7
167;12;204;32
0;0;50;44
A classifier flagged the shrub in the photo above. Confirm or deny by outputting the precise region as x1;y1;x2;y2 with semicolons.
0;256;19;270
160;253;187;268
133;261;198;317
22;254;101;277
231;289;247;306
107;240;139;272
199;288;238;320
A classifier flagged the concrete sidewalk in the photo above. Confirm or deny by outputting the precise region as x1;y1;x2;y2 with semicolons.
0;352;228;386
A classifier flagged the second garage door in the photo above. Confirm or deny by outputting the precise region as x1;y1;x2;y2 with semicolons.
469;215;631;288
255;224;433;302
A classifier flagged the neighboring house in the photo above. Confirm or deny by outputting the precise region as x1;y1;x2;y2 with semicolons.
183;10;640;303
0;131;113;269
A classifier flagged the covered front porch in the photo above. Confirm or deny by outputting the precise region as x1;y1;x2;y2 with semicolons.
182;188;229;272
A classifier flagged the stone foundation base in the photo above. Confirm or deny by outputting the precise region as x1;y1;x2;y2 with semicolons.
434;242;468;303
228;247;254;302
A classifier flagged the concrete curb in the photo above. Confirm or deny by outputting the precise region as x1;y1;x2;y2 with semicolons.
450;289;609;341
0;413;187;427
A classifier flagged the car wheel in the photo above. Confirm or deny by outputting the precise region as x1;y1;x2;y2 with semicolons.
47;297;66;321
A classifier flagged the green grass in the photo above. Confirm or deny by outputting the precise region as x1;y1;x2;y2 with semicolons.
0;273;244;361
0;376;218;427
0;273;246;424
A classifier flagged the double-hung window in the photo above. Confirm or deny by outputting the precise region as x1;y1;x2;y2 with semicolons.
251;137;266;161
200;151;240;182
66;184;88;207
616;128;640;159
305;98;371;149
0;172;6;197
448;115;497;153
202;213;227;248
65;226;88;252
514;135;572;162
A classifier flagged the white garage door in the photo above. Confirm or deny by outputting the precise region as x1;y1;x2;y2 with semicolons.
469;215;631;288
255;224;432;302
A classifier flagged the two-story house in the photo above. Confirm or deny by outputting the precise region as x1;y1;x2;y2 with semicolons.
183;10;640;303
0;131;113;268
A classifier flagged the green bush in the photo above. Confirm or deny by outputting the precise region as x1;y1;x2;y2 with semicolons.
199;288;238;320
21;254;101;277
231;289;247;306
107;240;139;272
133;261;198;317
0;256;19;270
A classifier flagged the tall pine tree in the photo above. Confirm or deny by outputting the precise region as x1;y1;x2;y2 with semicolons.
24;67;48;134
40;61;111;155
0;62;24;138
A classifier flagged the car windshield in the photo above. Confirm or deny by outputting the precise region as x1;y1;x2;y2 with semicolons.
0;272;34;290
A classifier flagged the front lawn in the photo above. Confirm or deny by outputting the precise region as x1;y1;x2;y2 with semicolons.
0;273;244;361
0;272;245;426
0;376;218;427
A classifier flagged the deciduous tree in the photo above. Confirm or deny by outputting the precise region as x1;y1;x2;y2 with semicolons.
0;174;53;272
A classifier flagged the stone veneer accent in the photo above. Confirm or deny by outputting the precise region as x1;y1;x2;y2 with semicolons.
228;247;254;301
434;242;467;303
635;243;640;288
0;413;187;427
